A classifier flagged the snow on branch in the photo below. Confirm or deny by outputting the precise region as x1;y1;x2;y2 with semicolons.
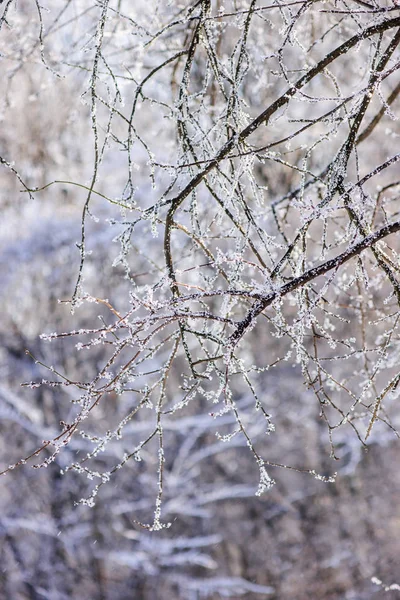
1;0;400;529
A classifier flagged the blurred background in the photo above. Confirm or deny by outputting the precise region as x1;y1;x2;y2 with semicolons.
1;1;400;599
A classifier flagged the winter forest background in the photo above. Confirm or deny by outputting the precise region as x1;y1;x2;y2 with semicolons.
1;1;400;599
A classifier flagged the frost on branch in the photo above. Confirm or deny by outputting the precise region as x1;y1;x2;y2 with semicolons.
1;0;400;529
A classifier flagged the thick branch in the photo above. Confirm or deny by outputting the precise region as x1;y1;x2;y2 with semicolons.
165;15;400;216
229;219;400;346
